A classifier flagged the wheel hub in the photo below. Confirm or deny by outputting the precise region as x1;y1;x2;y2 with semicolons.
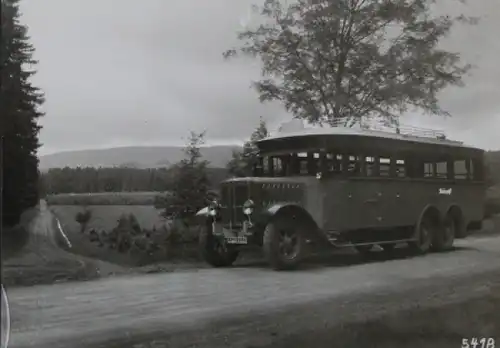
279;230;299;259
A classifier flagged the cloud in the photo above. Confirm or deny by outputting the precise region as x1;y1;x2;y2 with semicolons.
19;0;500;155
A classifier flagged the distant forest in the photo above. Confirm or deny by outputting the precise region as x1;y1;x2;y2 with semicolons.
40;166;230;195
40;151;500;195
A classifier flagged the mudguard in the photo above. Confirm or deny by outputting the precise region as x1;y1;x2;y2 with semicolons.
253;203;318;232
195;206;209;217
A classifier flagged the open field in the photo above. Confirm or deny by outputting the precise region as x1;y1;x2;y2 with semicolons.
50;204;166;233
46;191;162;205
49;204;173;266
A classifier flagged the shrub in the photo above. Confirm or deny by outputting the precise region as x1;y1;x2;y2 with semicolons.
75;207;92;233
83;211;201;265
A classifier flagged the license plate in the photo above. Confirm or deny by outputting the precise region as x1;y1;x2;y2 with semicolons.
226;236;248;244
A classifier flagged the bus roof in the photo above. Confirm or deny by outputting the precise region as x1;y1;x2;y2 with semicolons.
258;126;480;150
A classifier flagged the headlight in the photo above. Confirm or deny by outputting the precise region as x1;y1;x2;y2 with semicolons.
243;199;254;215
208;200;219;216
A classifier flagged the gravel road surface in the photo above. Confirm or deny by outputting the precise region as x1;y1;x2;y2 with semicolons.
5;234;500;348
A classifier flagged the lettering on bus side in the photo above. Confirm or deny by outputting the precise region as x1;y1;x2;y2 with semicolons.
438;188;452;195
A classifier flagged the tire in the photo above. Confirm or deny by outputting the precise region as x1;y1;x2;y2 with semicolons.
432;214;456;251
263;218;306;271
199;224;239;267
408;214;434;254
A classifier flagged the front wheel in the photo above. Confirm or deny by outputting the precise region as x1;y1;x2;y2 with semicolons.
263;218;306;271
199;224;239;267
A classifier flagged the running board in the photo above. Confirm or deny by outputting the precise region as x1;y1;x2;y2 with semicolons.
327;238;416;248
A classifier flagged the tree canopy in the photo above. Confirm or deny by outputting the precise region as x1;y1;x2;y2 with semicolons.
224;0;475;127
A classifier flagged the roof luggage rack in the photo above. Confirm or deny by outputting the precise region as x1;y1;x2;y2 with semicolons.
331;116;451;141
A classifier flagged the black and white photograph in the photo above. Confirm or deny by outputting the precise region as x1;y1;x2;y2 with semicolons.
1;0;499;347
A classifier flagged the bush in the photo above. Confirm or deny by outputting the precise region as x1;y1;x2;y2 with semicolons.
75;207;92;233
84;213;200;265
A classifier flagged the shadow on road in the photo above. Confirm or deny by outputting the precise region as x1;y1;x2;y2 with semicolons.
233;245;476;270
95;272;500;348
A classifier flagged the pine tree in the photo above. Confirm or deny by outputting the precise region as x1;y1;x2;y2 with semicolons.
1;0;45;226
227;117;269;177
162;131;212;224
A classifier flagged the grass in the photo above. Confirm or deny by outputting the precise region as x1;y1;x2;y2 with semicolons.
50;204;170;266
46;191;163;206
51;205;166;233
50;204;203;267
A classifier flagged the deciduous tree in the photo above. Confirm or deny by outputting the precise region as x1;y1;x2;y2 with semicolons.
224;0;476;127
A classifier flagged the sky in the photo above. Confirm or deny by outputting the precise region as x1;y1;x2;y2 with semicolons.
18;0;500;156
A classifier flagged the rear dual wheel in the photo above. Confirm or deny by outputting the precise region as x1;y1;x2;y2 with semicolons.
408;214;435;254
432;214;456;251
409;211;456;254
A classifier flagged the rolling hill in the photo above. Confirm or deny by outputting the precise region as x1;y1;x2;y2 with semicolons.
39;145;241;170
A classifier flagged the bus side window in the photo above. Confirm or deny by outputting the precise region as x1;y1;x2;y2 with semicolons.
347;155;361;176
436;161;448;179
262;156;270;175
454;159;468;180
395;159;405;178
326;153;342;174
379;157;391;176
253;157;264;176
423;162;434;178
366;156;376;176
297;152;308;175
272;157;283;176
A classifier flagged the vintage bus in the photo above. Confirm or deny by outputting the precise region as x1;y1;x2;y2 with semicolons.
196;123;486;270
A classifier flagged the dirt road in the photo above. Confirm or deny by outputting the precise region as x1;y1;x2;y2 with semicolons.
5;235;500;348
